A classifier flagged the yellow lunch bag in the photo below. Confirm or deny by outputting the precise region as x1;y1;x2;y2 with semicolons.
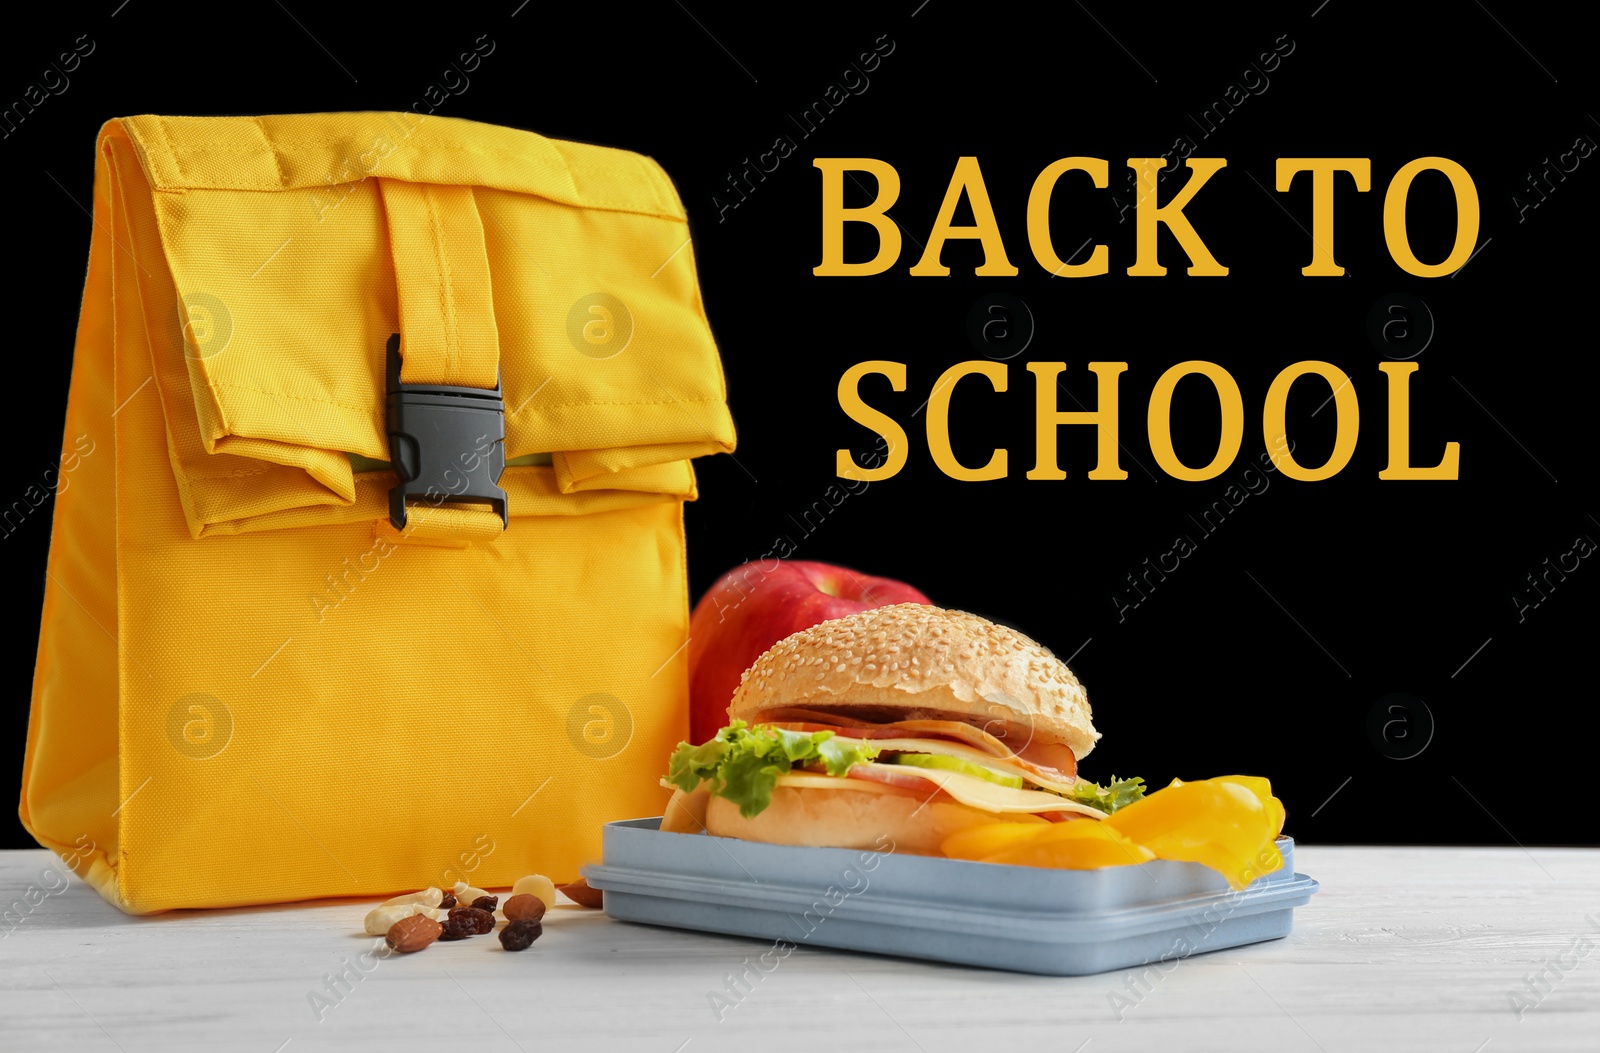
19;112;735;913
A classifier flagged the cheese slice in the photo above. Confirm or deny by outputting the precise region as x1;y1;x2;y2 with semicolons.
848;763;1107;818
772;767;1106;820
828;736;1082;796
773;772;903;794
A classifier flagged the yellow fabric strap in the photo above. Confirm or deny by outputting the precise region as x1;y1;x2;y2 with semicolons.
380;181;501;389
382;503;505;545
378;179;504;539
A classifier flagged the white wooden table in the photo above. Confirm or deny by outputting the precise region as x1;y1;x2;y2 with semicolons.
2;846;1596;1052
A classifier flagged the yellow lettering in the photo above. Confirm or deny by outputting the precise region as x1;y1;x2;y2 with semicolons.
1027;157;1108;276
837;361;909;480
1126;157;1229;276
1146;361;1244;480
814;158;902;276
1275;158;1371;276
910;156;1019;276
1383;157;1480;277
1026;362;1128;480
1262;361;1359;481
1378;363;1459;479
927;361;1008;480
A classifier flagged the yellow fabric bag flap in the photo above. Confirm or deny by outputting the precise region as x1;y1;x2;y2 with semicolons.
102;112;734;537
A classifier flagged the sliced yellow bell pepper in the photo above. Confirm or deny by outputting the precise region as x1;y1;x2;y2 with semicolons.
1216;775;1287;840
986;822;1157;870
943;818;1154;869
1104;777;1284;890
941;821;1059;861
941;776;1287;890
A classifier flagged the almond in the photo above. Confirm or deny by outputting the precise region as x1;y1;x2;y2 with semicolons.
558;878;603;909
503;893;546;923
386;913;443;953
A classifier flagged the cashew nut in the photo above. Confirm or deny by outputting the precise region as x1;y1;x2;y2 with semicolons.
364;902;447;936
380;886;444;909
511;873;557;910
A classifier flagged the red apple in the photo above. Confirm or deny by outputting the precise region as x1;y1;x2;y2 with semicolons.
687;560;931;744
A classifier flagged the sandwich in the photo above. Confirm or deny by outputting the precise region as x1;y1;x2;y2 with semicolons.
661;603;1146;855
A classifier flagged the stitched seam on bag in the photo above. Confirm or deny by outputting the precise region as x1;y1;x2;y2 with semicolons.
155;114;182;185
514;396;728;412
162;142;565;156
425;187;460;382
141;178;683;220
184;466;280;480
143;142;678;217
145;120;662;200
253;116;289;189
207;386;723;417
207;381;385;417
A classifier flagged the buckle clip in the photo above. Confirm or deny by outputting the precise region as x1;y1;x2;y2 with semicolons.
384;333;508;531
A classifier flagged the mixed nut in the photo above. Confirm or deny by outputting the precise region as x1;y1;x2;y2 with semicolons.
558;878;603;908
361;874;602;956
385;914;443;953
502;894;545;923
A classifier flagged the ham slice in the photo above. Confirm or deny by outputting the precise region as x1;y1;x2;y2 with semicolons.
842;764;945;794
764;718;1079;789
756;711;1076;776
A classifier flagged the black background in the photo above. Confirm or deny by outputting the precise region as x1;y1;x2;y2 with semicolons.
4;1;1594;849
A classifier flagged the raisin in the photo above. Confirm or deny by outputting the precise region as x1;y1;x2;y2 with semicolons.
470;895;498;912
445;906;495;936
499;918;543;951
438;891;457;909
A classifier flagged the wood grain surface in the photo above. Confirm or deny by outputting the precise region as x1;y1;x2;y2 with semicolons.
2;846;1596;1052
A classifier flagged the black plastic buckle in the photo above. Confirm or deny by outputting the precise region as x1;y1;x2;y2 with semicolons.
384;333;508;531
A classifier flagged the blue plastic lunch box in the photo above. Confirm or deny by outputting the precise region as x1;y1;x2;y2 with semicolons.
582;820;1318;976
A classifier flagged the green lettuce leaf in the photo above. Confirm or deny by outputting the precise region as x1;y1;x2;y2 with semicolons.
665;721;880;819
1062;775;1146;814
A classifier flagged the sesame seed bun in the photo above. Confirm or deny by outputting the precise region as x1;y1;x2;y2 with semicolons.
726;603;1100;760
